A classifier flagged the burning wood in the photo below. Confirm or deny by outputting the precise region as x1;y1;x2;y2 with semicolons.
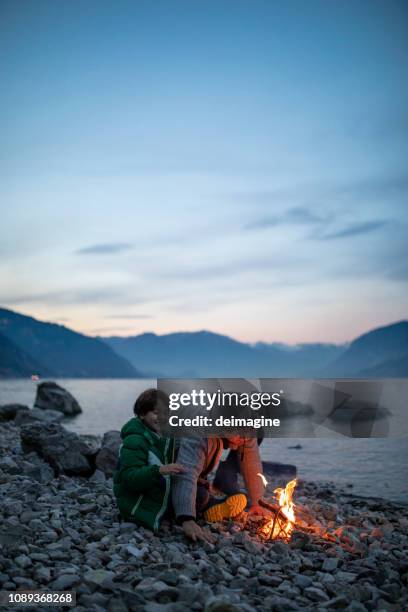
256;474;297;541
252;477;366;553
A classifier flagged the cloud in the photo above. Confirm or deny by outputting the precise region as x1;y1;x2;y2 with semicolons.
320;220;389;240
104;314;153;320
154;252;304;282
329;174;408;204
245;206;324;231
235;173;408;213
75;243;133;255
88;326;141;334
1;286;143;306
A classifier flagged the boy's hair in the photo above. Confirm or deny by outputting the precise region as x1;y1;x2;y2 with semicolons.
133;388;168;417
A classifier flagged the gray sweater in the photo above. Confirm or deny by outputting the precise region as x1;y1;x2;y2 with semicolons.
172;437;265;519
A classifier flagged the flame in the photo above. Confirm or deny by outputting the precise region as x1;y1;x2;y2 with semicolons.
257;472;268;487
274;479;297;538
256;474;297;540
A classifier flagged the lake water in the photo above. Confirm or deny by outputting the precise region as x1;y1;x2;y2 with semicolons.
1;378;408;504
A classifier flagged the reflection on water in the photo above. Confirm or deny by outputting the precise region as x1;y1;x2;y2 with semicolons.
1;378;407;503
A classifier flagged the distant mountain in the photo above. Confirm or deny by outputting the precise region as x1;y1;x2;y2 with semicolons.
360;353;408;378
254;342;345;376
324;321;408;377
105;331;267;377
103;331;345;377
0;331;51;378
2;306;406;379
0;308;142;378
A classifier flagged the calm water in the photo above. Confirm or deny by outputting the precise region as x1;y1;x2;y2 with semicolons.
1;379;407;504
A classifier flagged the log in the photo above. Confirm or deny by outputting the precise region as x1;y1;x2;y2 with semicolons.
258;498;288;522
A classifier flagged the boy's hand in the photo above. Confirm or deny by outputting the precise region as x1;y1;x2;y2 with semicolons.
181;520;215;546
247;503;272;518
159;463;186;475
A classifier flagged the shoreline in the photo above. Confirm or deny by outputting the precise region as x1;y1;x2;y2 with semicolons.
2;378;408;505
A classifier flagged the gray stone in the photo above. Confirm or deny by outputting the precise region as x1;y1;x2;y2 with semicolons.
0;403;29;421
304;586;330;602
29;552;49;562
289;531;311;550
34;381;82;416
294;573;313;589
13;577;36;589
79;503;97;514
136;578;179;602
89;469;106;483
79;434;102;457
243;538;264;555
33;567;51;583
78;593;110;608
84;569;115;588
15;407;64;425
14;554;32;569
20;422;93;476
259;573;283;587
107;599;129;612
336;571;358;583
126;544;148;559
156;571;179;587
0;456;19;473
322;557;339;572
344;603;367;612
270;541;289;556
320;595;350;609
22;461;55;483
95;430;121;476
50;574;80;590
144;604;187;612
204;596;243;612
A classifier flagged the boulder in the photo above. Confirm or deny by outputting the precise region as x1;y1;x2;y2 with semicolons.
34;381;82;416
95;430;121;476
79;434;102;457
0;403;29;422
14;407;64;425
20;422;94;476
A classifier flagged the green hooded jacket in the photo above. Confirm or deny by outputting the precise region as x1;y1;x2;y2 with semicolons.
113;417;175;531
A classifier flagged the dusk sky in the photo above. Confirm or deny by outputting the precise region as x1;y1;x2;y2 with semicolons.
1;0;407;344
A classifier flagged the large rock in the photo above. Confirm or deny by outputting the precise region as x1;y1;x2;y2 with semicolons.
95;430;121;476
79;434;102;457
34;381;82;416
14;407;64;425
20;422;94;476
0;403;29;422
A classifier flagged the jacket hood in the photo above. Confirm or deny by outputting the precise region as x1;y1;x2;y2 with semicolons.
120;416;159;441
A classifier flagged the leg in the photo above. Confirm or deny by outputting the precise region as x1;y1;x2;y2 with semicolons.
196;483;211;514
213;450;240;495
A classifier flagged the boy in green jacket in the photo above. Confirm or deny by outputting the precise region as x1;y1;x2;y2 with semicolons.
113;388;184;532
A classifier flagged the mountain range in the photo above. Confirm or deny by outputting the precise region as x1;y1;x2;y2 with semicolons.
0;306;407;378
104;332;344;377
0;308;142;378
104;322;408;378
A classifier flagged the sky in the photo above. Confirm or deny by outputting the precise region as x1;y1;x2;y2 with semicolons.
1;0;407;344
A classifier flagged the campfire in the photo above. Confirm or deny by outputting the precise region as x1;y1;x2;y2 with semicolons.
249;476;365;555
255;473;297;541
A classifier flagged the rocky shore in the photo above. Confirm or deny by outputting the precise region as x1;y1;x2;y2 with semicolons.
1;400;408;612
